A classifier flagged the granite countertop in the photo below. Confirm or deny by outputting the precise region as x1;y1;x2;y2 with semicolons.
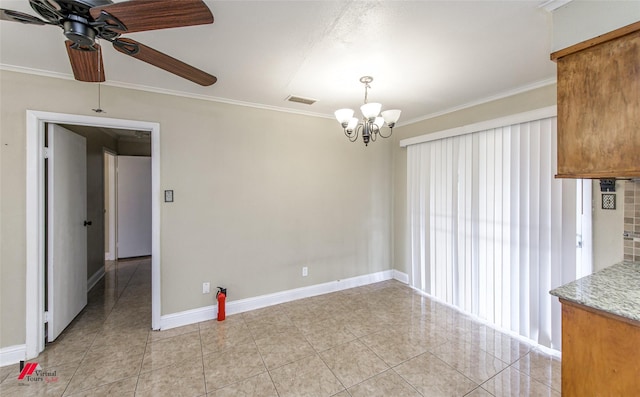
550;261;640;323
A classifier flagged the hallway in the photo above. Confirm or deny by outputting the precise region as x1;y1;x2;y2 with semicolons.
0;257;561;396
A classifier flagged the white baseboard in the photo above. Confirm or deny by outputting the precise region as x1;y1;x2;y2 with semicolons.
393;269;409;284
87;267;105;292
159;269;395;331
0;344;26;367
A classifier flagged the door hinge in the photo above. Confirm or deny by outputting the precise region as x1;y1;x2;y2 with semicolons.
44;311;50;323
43;147;50;159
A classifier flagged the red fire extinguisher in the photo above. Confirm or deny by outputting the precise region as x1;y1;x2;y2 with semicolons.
216;287;226;321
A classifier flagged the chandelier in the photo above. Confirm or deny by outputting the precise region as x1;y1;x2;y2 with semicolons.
334;76;401;146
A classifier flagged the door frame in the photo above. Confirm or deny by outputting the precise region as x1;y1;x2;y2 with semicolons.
25;110;161;359
103;149;117;261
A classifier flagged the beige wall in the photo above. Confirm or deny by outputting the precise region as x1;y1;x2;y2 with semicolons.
0;70;392;348
551;0;640;51
118;139;151;156
592;180;625;272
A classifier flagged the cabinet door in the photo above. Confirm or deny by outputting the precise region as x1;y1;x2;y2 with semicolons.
556;29;640;178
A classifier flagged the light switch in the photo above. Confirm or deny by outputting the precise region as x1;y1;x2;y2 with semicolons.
164;190;174;202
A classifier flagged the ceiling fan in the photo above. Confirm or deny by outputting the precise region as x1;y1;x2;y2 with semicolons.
0;0;217;86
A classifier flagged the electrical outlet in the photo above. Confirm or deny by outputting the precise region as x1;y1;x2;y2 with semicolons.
302;266;308;277
203;282;210;294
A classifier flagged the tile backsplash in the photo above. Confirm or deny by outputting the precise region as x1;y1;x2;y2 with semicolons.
623;180;640;262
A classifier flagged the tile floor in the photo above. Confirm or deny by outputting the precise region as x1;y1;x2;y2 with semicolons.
0;258;561;396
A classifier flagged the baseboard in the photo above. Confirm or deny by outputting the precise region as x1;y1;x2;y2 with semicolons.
87;267;105;292
159;269;395;331
393;269;409;284
0;344;25;367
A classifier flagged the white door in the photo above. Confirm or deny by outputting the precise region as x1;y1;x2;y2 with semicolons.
117;156;152;258
47;124;88;342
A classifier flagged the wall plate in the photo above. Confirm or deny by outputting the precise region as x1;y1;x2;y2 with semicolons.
602;193;615;210
164;190;174;203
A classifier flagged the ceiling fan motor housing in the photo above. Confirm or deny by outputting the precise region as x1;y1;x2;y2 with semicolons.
64;14;96;48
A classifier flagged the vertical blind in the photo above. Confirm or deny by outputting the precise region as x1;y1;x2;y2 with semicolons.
407;116;578;349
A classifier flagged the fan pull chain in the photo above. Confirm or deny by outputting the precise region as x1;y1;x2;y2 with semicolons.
93;40;105;114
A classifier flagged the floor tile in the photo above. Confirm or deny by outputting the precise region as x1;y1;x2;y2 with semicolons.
0;360;79;397
0;363;16;383
200;322;254;355
347;369;421;397
64;354;143;395
269;354;344;397
480;366;561;397
471;327;532;365
360;327;441;367
147;323;200;342
30;338;92;368
512;349;561;393
207;372;278;397
202;342;266;390
297;319;357;352
82;340;146;364
63;375;138;396
464;386;495;396
319;339;389;388
394;352;479;396
136;356;206;397
254;331;315;370
431;340;508;384
140;330;202;373
342;310;393;338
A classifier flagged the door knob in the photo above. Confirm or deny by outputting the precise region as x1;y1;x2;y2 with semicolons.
84;220;92;226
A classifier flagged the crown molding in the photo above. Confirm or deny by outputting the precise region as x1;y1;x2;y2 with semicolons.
539;0;573;12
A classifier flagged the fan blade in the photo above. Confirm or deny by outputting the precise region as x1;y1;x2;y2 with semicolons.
113;38;216;86
90;0;213;34
65;41;105;83
0;9;49;25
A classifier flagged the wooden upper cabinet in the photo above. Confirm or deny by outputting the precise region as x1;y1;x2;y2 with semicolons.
552;22;640;178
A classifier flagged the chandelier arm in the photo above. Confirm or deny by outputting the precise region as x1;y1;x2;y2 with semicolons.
377;126;393;139
344;127;359;143
370;122;382;142
353;123;365;143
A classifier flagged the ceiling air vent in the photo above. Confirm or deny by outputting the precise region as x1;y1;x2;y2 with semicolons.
286;95;317;105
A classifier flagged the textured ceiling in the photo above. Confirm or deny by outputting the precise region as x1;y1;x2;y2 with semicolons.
0;0;557;125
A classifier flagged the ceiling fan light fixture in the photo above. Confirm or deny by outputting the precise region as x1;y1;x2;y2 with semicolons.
335;76;401;146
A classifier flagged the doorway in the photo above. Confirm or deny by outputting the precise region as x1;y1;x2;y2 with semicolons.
25;110;161;360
